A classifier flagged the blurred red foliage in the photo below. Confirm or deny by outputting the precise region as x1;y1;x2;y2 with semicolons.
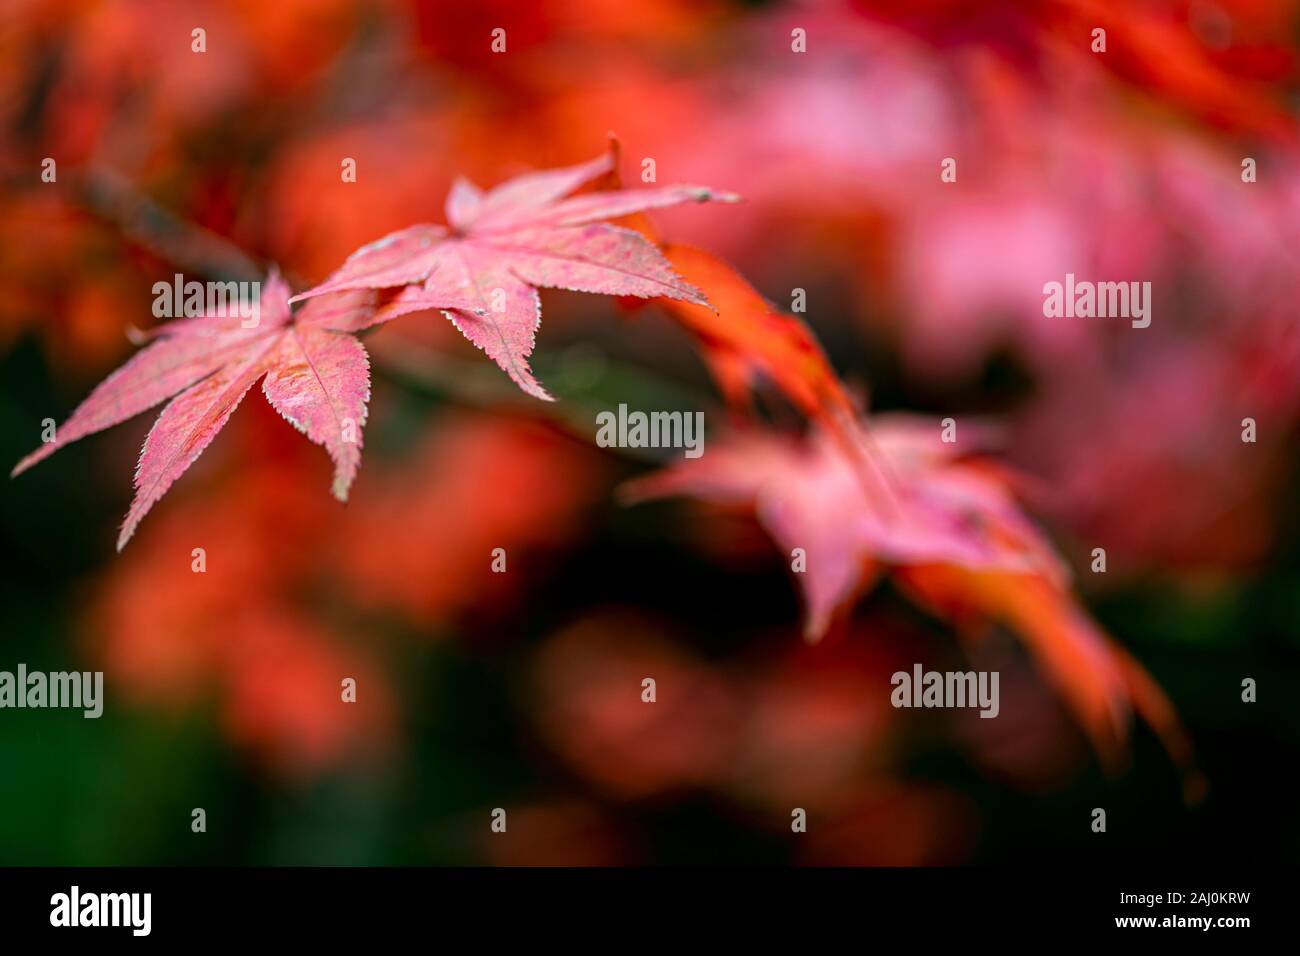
86;402;605;776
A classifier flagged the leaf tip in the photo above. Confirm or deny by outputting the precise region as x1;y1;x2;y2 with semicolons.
675;282;713;310
11;447;46;478
602;132;622;166
515;375;556;402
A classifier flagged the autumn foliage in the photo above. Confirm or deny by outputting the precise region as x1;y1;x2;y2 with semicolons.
3;0;1297;866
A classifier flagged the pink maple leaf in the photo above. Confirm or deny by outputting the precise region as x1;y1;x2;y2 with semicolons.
12;272;380;550
623;416;1202;796
624;417;1065;641
290;143;740;400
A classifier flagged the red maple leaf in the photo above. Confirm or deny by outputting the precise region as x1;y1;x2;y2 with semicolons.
12;272;379;549
625;416;1203;799
290;142;739;399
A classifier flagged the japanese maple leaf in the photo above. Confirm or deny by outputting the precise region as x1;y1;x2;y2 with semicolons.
289;144;739;401
625;416;1066;640
12;272;381;550
654;243;899;511
624;416;1201;797
656;244;852;422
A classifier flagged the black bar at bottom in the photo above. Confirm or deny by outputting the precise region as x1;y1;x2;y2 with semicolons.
0;866;1277;942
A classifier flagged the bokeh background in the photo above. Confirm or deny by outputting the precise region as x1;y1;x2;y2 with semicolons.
2;0;1299;865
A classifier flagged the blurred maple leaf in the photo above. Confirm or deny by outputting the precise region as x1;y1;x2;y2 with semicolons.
625;416;1202;799
626;417;1060;641
654;243;902;520
657;243;852;422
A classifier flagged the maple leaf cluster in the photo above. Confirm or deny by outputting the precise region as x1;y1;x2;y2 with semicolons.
12;146;736;550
